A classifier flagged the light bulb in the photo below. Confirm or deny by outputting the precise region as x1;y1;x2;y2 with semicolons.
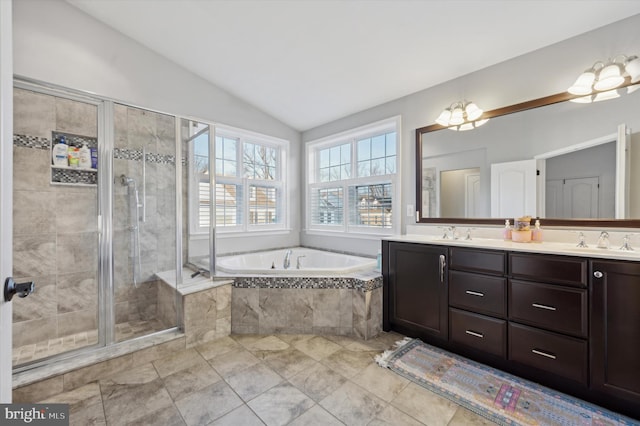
465;102;483;121
594;63;624;91
449;107;465;125
625;56;640;83
568;70;595;95
435;108;452;126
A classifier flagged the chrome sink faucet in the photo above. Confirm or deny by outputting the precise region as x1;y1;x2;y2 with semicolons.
620;234;634;251
296;255;306;269
597;231;610;249
576;232;588;248
283;249;293;269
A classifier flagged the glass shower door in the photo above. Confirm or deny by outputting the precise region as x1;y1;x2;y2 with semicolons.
181;118;214;277
12;86;100;365
112;104;178;342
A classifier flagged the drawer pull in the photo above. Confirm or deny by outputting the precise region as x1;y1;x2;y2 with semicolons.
465;330;484;338
465;290;484;297
532;349;557;360
532;303;556;311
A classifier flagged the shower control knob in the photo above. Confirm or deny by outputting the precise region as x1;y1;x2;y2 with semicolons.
4;277;35;302
593;271;603;278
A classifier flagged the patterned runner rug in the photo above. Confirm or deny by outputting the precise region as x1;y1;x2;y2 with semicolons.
375;338;639;426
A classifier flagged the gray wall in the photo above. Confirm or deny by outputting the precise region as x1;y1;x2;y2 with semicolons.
13;0;302;255
302;13;640;255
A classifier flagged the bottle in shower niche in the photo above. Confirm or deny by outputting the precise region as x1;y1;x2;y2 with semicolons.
90;147;98;169
68;142;80;168
52;135;69;166
78;143;91;169
502;219;512;240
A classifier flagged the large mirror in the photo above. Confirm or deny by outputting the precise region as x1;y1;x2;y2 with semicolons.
416;84;640;227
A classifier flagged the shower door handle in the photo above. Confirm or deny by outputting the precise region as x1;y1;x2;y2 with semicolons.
4;277;35;302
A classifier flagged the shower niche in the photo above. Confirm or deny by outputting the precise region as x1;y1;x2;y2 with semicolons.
50;131;98;186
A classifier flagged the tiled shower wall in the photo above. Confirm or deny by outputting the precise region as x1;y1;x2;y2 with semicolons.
112;104;177;334
12;89;178;357
12;88;99;350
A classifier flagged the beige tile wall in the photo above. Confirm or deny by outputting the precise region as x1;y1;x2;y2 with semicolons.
13;88;99;349
231;287;382;339
112;104;177;336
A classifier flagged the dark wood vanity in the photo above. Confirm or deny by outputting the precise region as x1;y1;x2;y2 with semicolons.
382;239;640;420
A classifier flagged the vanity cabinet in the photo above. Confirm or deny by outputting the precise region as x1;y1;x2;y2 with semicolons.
385;241;448;340
590;260;640;405
383;240;640;419
507;253;589;385
448;247;507;358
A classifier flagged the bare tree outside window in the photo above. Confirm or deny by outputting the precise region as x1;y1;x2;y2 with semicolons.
244;142;277;180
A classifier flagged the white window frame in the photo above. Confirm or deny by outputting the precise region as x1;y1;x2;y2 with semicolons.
215;124;289;235
306;116;401;237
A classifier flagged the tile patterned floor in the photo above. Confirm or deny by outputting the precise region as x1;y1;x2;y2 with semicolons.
38;333;497;425
13;319;168;366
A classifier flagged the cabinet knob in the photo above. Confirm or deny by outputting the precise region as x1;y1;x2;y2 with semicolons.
593;271;603;278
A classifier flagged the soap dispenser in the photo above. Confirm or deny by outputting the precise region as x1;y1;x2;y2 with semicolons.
78;143;91;169
52;135;68;167
532;219;543;243
502;219;512;241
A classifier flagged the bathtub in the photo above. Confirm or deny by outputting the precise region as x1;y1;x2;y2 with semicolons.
216;247;376;276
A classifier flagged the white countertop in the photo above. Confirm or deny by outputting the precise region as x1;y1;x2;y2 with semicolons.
384;234;640;261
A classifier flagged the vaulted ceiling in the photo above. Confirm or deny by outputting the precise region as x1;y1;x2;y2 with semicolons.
67;1;640;131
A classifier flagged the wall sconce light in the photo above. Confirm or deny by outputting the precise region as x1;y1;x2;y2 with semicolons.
435;100;489;131
568;54;640;103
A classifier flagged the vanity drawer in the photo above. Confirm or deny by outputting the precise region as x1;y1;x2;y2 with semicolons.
450;247;506;275
508;323;587;385
509;280;587;337
509;253;587;287
450;308;506;358
449;271;506;318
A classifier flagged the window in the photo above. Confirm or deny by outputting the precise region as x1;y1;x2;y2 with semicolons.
307;117;400;235
214;125;288;233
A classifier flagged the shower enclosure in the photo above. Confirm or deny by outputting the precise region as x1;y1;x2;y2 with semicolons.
11;81;181;368
181;118;215;277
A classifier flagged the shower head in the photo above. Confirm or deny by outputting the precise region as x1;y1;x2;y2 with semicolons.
120;174;135;186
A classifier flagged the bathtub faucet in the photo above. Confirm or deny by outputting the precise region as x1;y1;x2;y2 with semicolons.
283;249;293;269
296;255;306;269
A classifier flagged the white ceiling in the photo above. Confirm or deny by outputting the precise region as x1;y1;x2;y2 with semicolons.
66;0;640;131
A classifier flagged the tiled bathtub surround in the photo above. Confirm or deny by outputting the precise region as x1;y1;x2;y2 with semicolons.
232;275;383;339
155;275;233;348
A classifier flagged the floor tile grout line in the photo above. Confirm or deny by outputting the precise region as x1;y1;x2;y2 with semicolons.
31;332;477;426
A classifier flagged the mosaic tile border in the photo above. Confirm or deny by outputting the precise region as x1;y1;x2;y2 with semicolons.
232;275;382;292
13;134;50;150
52;168;97;185
114;148;176;165
52;131;97;149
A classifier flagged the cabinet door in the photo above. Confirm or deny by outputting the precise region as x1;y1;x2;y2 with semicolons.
388;242;448;339
591;260;640;402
